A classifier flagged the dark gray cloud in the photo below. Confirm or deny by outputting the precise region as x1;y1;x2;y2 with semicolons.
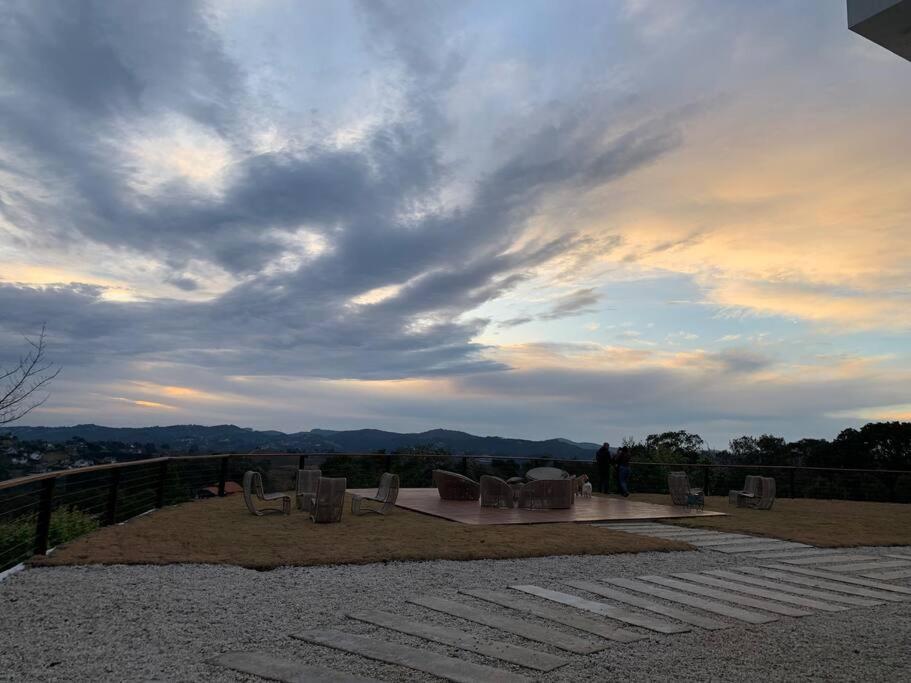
0;0;683;383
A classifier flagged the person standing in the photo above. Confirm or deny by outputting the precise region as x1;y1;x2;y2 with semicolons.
616;445;631;497
595;442;612;493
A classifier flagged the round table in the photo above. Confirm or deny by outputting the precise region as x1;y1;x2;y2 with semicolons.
524;466;570;481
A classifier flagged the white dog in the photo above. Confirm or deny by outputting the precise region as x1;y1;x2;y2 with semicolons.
581;481;593;498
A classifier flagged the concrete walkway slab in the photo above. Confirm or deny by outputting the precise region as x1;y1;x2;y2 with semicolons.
745;568;908;602
292;630;529;683
347;610;567;672
748;549;846;560
510;585;690;634
674;572;850;612
711;542;810;554
564;580;728;630
762;565;911;596
861;569;911;580
779;555;879;565
716;569;883;607
601;577;777;624
642;575;811;617
822;560;911;573
459;588;645;643
408;595;603;654
209;651;379;683
690;537;780;547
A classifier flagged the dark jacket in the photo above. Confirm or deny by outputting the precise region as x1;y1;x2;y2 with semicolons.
615;447;631;466
596;445;612;471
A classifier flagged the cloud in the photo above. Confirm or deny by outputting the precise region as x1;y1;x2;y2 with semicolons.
539;288;601;320
2;1;909;445
0;0;683;384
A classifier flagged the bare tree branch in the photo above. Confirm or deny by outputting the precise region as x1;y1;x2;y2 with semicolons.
0;325;61;425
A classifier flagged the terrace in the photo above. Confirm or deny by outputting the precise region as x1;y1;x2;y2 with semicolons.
2;453;910;681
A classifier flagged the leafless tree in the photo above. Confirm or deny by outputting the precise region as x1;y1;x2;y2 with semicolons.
0;325;60;425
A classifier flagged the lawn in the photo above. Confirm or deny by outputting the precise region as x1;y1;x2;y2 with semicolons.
32;493;689;569
632;493;911;547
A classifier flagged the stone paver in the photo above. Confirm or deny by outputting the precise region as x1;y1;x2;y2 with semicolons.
642;575;811;617
408;595;603;654
743;568;908;602
601;577;777;624
821;560;911;573
347;610;566;672
564;579;728;630
673;572;851;612
715;569;883;606
292;630;529;683
861;569;911;580
711;542;810;554
459;589;644;643
510;585;690;634
779;555;879;566
762;565;911;596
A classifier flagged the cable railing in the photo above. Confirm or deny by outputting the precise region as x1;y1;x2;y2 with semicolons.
2;452;910;573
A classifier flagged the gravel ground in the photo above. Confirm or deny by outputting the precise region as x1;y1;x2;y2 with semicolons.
1;546;909;682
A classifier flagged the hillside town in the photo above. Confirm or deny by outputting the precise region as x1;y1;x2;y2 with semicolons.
0;434;157;481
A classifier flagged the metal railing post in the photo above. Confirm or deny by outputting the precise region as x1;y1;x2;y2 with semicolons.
105;469;121;525
34;478;56;556
789;468;797;498
218;456;229;497
298;454;307;470
385;454;393;473
155;460;168;508
461;456;469;476
703;465;709;496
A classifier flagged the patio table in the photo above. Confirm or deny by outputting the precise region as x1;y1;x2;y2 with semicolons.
525;467;570;481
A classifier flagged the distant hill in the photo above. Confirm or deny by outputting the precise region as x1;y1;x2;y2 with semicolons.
3;424;598;460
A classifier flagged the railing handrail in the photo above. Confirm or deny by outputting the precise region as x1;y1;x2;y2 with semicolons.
3;451;911;491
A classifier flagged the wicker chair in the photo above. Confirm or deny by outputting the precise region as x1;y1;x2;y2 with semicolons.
432;470;480;500
242;471;292;516
668;471;704;509
517;479;574;509
480;475;514;508
296;468;322;511
738;476;776;510
729;475;761;505
351;472;400;515
311;477;347;523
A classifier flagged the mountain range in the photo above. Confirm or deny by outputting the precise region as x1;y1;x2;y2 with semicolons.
3;424;600;460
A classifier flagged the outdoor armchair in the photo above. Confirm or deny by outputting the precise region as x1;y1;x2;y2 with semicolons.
311;476;347;523
242;470;292;516
296;468;321;511
729;475;761;505
432;469;480;500
668;471;704;509
517;478;574;509
480;475;514;508
351;472;400;515
738;476;776;510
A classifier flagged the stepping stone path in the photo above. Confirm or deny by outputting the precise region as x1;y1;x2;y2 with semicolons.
595;522;813;554
209;541;911;682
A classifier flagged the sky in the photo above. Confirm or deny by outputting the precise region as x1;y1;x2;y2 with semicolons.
1;0;910;447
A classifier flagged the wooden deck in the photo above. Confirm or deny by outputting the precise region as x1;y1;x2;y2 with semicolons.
348;488;725;525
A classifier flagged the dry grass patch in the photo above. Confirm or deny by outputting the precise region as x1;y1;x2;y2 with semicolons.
631;494;911;547
34;493;690;569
